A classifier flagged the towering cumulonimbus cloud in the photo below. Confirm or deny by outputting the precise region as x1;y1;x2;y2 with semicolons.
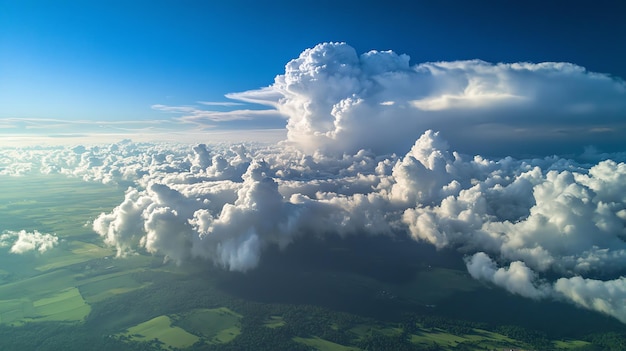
3;42;626;324
230;42;626;156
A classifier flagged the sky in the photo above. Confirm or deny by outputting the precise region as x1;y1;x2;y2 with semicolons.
1;0;626;151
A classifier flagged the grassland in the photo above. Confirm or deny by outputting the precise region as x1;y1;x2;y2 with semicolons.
122;315;200;349
118;307;243;349
35;241;113;272
29;287;91;322
0;286;90;325
294;336;360;351
264;315;286;328
0;174;136;326
346;323;527;351
0;174;124;237
76;269;149;303
173;307;242;344
554;339;593;349
410;328;523;350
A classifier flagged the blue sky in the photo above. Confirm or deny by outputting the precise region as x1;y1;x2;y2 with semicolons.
1;0;625;144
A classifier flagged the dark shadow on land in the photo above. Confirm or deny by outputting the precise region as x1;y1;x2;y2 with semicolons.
213;233;626;337
258;232;466;282
436;285;625;338
214;233;468;320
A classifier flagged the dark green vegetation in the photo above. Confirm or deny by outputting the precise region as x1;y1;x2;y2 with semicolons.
1;174;626;350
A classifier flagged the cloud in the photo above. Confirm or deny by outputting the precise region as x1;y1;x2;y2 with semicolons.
0;230;59;254
197;101;244;107
0;117;193;144
466;252;549;299
4;42;626;324
4;129;626;322
152;104;283;123
151;103;285;126
554;276;626;323
228;42;626;156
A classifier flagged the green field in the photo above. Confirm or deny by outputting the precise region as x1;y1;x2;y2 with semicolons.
294;336;360;351
122;315;200;349
173;307;242;344
346;322;531;350
0;174;124;237
264;315;286;328
409;328;523;350
0;174;136;326
118;307;243;349
30;287;91;323
0;286;90;325
35;241;114;272
554;339;593;349
76;268;149;303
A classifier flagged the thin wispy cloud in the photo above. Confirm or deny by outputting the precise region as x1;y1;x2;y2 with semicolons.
197;101;245;107
0;117;194;144
151;103;285;124
0;117;177;128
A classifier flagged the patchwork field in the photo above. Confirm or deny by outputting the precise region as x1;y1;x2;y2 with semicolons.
409;328;523;350
294;336;360;351
173;307;242;344
122;315;200;349
0;174;139;326
35;241;113;272
119;307;243;349
0;286;90;325
264;315;286;328
76;269;149;304
0;174;124;237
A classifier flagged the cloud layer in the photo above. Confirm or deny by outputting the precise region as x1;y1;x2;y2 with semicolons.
4;129;626;322
3;43;626;324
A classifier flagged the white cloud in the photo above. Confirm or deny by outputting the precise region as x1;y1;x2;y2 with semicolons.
4;129;626;322
0;230;59;254
466;252;549;299
197;101;244;107
554;276;626;323
227;42;626;156
152;104;283;123
4;42;626;324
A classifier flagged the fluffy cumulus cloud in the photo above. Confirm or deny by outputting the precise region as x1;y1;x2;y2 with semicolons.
466;252;549;300
2;42;626;323
0;230;59;254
